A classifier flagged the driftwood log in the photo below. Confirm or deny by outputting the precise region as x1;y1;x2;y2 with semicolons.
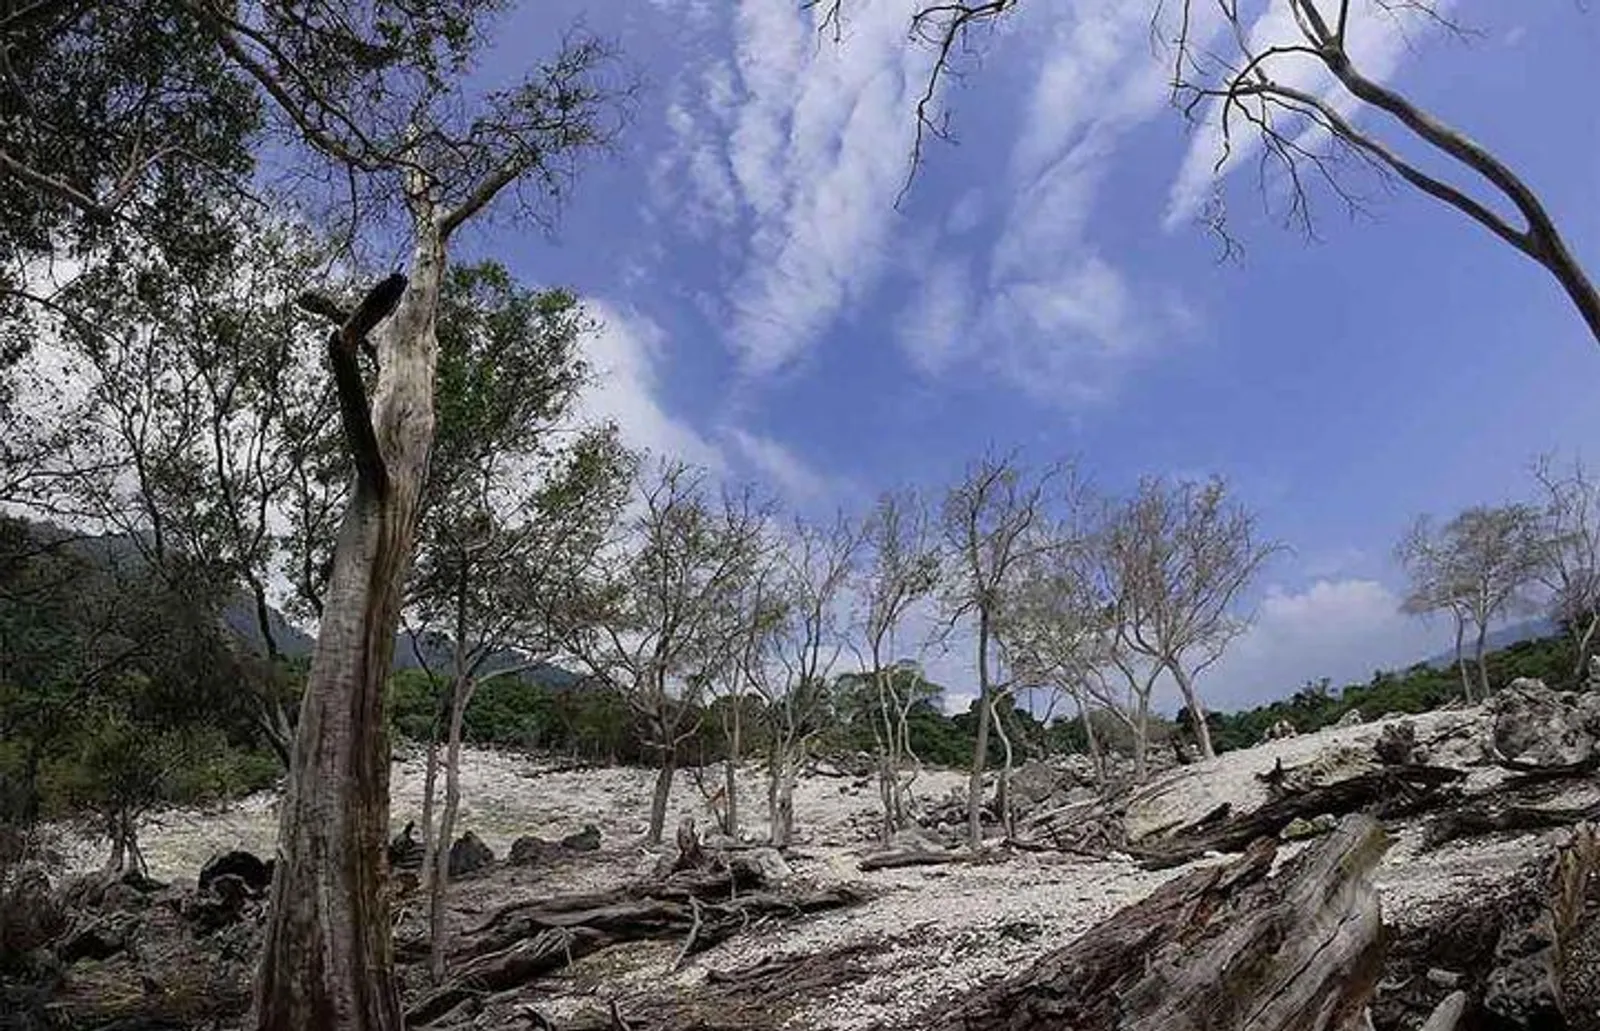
858;848;970;872
405;863;865;1026
1126;765;1463;869
924;815;1389;1031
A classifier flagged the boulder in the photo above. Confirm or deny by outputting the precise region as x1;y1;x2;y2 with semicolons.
1011;760;1062;806
1335;709;1364;728
1490;679;1600;769
730;846;792;885
198;850;271;895
560;824;601;852
447;832;494;878
388;820;423;871
508;835;558;866
1375;721;1428;766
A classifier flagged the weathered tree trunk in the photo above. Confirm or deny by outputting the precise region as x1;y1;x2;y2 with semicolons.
1474;620;1491;700
254;228;443;1031
648;753;676;846
1073;689;1104;784
1454;613;1473;702
768;745;798;848
967;610;993;850
723;700;741;836
1168;664;1215;760
1128;764;1463;869
428;671;475;981
1573;613;1598;683
989;694;1014;839
929;816;1389;1031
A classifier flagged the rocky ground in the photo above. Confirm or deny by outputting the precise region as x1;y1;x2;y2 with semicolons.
13;691;1600;1031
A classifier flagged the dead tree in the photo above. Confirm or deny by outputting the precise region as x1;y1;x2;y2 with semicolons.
941;453;1061;849
816;0;1600;344
567;463;770;844
854;489;942;845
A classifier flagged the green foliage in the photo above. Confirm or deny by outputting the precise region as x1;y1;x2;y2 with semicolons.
1202;631;1576;752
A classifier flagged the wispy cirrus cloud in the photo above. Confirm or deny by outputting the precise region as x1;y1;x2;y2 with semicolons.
657;0;937;378
896;1;1224;405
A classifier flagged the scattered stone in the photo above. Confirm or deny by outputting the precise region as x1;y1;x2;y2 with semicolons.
448;832;494;878
559;824;601;852
198;850;271;895
1262;718;1298;742
388;821;424;871
1426;968;1462;990
1490;679;1600;769
1335;709;1365;728
1375;721;1429;766
731;847;792;884
508;835;558;866
1280;814;1339;841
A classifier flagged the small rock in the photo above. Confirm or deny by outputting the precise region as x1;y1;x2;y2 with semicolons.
731;847;792;885
1281;816;1337;841
1261;719;1298;743
1281;818;1316;841
1375;721;1427;765
447;831;494;878
508;835;558;866
387;821;423;871
199;850;272;895
1426;967;1462;989
559;824;601;852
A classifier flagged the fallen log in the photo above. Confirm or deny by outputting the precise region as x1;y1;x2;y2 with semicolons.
1127;765;1463;869
1486;824;1599;1029
406;881;866;1026
1423;799;1600;850
923;815;1389;1031
857;848;968;872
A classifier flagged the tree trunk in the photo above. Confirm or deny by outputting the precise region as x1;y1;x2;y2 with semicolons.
1474;621;1491;700
1573;613;1598;683
428;673;474;982
768;744;797;849
1074;689;1104;784
1132;694;1150;784
253;229;443;1031
989;695;1014;839
967;611;993;850
1169;663;1215;759
1453;613;1473;703
723;703;741;837
647;753;676;846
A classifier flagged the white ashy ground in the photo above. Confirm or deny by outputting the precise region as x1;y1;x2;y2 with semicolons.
47;705;1593;1029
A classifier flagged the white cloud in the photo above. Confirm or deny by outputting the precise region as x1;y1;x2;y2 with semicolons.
725;427;835;506
661;0;938;377
1195;578;1446;711
895;1;1221;406
577;303;722;470
1165;0;1459;229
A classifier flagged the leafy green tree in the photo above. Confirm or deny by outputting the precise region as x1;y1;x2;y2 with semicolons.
402;261;633;982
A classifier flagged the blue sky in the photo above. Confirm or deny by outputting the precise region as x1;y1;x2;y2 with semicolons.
453;1;1600;711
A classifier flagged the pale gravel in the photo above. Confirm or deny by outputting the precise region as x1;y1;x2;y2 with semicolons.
46;704;1589;1029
